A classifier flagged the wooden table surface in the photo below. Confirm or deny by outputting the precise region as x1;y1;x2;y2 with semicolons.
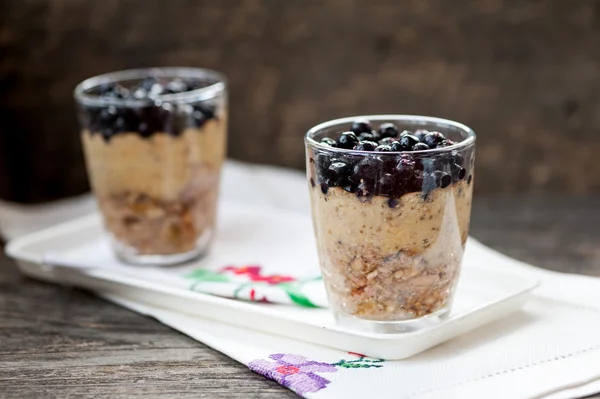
1;196;599;398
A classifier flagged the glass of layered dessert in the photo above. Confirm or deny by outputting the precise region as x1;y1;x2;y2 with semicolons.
75;67;227;265
305;115;475;332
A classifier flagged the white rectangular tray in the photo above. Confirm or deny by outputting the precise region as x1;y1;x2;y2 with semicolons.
5;206;539;360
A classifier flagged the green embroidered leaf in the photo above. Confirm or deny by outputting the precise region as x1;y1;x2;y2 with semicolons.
279;282;318;308
186;269;230;283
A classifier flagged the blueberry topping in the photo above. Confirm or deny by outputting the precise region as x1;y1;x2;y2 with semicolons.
375;145;392;152
422;132;446;148
327;162;350;185
399;130;413;137
378;137;398;146
413;129;428;141
337;131;360;149
320;137;338;147
355;141;378;151
387;198;399;208
83;76;218;141
433;171;452;188
378;123;398;138
358;132;378;142
352;157;384;183
320;182;329;194
452;163;467;180
378;173;395;194
397;134;420;151
350;119;373;135
437;139;455;148
412;142;430;151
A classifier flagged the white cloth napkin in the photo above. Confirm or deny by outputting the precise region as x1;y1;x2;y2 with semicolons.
3;160;600;399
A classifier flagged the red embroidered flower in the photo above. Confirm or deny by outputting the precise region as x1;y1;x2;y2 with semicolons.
221;265;296;285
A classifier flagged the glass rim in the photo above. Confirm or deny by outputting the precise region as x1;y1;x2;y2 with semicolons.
74;67;227;107
305;114;476;155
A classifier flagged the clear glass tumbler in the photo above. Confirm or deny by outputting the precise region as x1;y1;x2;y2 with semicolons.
305;115;476;332
74;67;227;265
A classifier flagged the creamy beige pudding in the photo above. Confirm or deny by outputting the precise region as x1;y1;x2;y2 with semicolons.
306;117;475;325
75;69;227;264
82;116;226;255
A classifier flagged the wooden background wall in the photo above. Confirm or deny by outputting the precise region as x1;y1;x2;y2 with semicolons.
2;0;600;202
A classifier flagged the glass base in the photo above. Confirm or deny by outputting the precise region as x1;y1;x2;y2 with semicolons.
111;230;213;266
334;306;451;334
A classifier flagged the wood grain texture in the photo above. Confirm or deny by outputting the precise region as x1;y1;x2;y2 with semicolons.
1;196;600;398
2;0;600;202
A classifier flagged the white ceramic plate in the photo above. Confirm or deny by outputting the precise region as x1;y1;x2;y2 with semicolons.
5;204;539;360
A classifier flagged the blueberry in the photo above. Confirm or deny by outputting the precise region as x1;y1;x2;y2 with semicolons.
390;141;403;151
437;139;455;148
423;132;446;148
320;182;329;194
378;173;395;194
355;140;378;151
166;79;188;94
337;131;360;149
412;143;430;151
467;174;473;184
358;132;378;142
433;171;452;188
451;163;467;180
399;130;413;137
378;137;398;146
394;154;416;181
315;152;332;182
343;184;357;193
413;129;429;141
351;119;372;135
378;123;398;138
451;151;465;166
327;162;350;185
375;145;392;152
352;157;384;183
388;198;399;208
320;137;338;147
139;77;158;91
149;83;166;97
397;134;420;151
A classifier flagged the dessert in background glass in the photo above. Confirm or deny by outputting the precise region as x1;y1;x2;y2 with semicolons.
305;115;476;332
75;67;227;265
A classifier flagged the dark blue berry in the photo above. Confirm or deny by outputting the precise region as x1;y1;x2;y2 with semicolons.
452;163;467;180
378;137;398;146
352;157;384;183
350;119;372;135
433;171;452;188
320;182;329;194
378;123;398;138
412;143;430;151
467;174;473;184
437;139;455;148
423;132;446;148
358;132;377;142
315;153;332;182
399;130;413;137
375;145;392;152
356;180;375;198
320;137;337;147
337;131;360;149
355;141;378;151
414;129;428;141
343;184;357;193
398;134;420;151
327;162;350;185
378;173;395;194
388;198;399;208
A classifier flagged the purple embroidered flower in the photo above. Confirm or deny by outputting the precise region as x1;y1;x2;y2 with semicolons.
248;353;337;395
